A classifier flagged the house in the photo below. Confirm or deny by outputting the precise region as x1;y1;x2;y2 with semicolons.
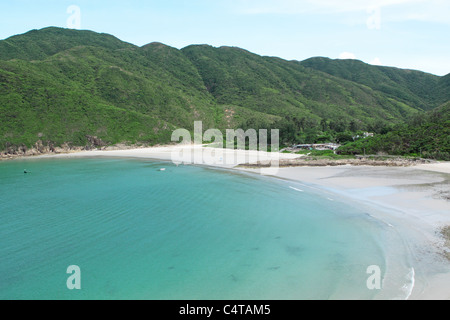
353;132;375;141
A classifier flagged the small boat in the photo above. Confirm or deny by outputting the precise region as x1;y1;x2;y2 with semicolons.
159;168;166;172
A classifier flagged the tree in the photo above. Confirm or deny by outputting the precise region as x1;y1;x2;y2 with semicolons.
336;132;354;144
320;118;328;131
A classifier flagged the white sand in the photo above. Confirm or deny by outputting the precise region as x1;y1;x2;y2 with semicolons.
416;162;450;174
38;145;450;299
39;144;300;169
244;164;450;300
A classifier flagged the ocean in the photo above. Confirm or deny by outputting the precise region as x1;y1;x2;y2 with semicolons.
0;157;412;299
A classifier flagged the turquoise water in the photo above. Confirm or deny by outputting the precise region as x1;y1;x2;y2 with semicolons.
0;158;393;300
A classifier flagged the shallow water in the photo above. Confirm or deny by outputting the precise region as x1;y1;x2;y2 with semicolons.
0;158;412;299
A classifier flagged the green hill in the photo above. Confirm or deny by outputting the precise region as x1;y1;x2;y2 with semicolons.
0;27;448;155
338;102;450;160
182;45;424;120
0;27;135;61
301;57;446;111
437;73;450;103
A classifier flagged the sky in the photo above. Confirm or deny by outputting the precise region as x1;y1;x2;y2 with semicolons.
1;0;449;76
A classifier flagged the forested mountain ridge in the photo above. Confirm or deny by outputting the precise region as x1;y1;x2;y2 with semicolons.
300;57;449;111
0;27;448;156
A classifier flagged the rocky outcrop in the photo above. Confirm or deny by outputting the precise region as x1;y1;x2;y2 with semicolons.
0;137;106;160
0;140;84;160
85;135;106;150
0;138;158;160
239;157;437;168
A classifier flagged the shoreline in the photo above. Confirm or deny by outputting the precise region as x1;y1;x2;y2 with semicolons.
3;144;441;167
5;145;450;299
255;165;450;300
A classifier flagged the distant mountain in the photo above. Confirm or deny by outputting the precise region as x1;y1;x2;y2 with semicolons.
0;27;448;154
301;57;448;111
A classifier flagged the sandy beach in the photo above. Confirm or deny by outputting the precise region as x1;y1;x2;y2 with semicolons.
264;165;450;299
35;145;450;299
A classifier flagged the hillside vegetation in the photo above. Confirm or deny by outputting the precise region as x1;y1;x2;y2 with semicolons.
338;102;450;160
0;27;448;157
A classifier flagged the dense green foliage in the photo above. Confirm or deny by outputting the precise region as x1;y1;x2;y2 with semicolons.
0;27;448;155
0;27;135;61
301;57;450;110
182;45;424;131
338;102;450;160
293;149;354;160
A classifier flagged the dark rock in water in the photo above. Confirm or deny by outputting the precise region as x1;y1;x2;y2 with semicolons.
285;246;304;257
268;266;281;271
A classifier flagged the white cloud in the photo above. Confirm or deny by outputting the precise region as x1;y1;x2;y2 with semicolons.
338;52;357;60
370;57;383;65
